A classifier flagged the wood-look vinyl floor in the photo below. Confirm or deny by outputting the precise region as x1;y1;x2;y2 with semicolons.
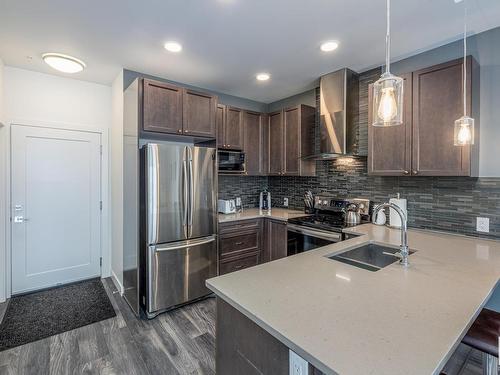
0;278;486;375
0;278;215;375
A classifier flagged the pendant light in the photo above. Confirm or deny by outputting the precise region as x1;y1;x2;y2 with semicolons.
372;0;404;127
454;0;474;146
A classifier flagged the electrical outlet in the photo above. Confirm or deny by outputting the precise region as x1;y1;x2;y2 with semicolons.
283;197;289;207
289;350;308;375
476;217;490;233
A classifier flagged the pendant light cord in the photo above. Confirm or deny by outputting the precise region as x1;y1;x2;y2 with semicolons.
463;0;467;116
385;0;391;74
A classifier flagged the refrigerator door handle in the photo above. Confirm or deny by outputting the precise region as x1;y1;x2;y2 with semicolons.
188;151;194;238
153;235;216;252
148;144;159;244
182;147;189;238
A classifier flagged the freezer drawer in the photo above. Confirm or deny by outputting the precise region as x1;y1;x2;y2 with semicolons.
147;235;217;317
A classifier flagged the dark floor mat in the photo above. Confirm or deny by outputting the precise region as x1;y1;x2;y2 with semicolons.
0;278;116;351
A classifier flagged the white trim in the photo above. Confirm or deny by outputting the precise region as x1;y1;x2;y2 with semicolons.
111;270;124;295
2;119;111;300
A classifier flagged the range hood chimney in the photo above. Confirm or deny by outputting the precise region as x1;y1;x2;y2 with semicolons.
308;68;360;160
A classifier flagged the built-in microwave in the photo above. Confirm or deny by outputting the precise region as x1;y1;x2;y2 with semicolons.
218;150;246;174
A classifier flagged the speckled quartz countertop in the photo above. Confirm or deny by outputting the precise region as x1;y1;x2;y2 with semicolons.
218;208;307;223
207;224;500;375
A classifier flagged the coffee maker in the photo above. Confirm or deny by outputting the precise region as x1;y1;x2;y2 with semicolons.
259;190;271;211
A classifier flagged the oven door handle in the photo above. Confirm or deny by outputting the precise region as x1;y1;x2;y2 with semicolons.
287;224;342;242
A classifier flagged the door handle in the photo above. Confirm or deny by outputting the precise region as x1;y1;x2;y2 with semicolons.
154;236;216;252
183;153;189;234
188;151;194;238
14;216;28;223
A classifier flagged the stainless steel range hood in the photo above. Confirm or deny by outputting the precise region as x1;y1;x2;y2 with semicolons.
306;68;360;160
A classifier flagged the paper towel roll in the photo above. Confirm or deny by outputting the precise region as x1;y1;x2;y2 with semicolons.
389;197;407;228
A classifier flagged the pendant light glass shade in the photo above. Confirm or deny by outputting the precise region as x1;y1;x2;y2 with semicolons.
454;116;474;146
454;0;474;146
372;0;404;127
372;72;404;126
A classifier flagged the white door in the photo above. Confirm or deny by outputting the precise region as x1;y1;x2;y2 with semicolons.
11;125;102;294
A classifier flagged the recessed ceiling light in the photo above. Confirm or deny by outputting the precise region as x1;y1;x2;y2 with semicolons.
42;53;86;73
164;41;183;53
256;73;270;81
320;41;339;52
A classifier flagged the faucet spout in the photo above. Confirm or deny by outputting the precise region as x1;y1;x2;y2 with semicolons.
372;202;409;267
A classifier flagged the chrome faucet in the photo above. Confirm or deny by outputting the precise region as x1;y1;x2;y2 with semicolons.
372;202;410;267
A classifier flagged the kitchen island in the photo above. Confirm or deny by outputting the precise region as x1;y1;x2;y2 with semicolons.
206;224;500;375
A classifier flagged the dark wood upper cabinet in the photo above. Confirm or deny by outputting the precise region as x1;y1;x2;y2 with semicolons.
268;111;284;175
142;79;183;134
142;78;217;139
225;107;244;150
243;111;267;175
216;104;226;148
182;89;217;138
267;105;315;176
412;57;478;176
368;73;413;176
367;57;479;177
283;105;315;176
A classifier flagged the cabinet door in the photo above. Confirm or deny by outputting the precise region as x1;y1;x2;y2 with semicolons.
412;58;472;176
225;107;244;150
244;111;265;175
216;104;226;148
268;111;284;175
265;219;287;262
283;107;300;176
143;79;183;134
368;73;413;176
182;89;217;138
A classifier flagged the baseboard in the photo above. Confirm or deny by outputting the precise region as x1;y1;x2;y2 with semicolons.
110;270;124;295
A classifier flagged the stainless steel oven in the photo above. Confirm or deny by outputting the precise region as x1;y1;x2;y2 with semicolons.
218;150;246;174
287;224;342;256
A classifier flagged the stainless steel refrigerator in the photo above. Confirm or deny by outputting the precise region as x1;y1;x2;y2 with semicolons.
124;141;217;318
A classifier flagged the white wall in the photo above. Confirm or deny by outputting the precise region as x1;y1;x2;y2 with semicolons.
1;67;112;300
110;71;124;293
0;59;6;302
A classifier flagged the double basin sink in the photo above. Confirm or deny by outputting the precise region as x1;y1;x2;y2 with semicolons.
328;243;415;272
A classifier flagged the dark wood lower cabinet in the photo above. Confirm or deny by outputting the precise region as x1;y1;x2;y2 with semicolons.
265;219;288;262
216;298;324;375
218;218;288;274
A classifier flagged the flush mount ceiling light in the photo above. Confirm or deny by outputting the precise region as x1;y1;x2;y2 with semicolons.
372;0;404;127
320;41;339;52
454;0;474;146
42;53;86;73
256;73;270;81
164;41;183;53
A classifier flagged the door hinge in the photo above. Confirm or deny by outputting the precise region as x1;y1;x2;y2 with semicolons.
100;145;103;155
100;201;103;210
100;257;103;267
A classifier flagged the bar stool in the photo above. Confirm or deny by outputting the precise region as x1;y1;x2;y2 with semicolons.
462;308;500;375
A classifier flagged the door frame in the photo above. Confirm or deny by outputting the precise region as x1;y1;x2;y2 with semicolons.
0;119;111;301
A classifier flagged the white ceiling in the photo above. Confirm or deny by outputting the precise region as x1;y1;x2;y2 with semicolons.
1;0;500;103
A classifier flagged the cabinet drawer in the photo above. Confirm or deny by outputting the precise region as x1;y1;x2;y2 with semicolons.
219;219;261;234
220;230;260;258
219;253;260;275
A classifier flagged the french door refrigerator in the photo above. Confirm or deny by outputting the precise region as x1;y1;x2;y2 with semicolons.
130;143;217;318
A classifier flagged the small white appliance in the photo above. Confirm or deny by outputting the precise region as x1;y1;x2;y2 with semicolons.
218;199;236;214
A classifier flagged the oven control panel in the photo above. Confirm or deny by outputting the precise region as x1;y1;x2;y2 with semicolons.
314;196;370;216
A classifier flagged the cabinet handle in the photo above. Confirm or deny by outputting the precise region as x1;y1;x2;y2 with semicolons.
227;144;231;147
412;170;418;175
403;170;409;175
178;129;182;133
184;130;189;133
235;242;243;245
234;265;244;270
